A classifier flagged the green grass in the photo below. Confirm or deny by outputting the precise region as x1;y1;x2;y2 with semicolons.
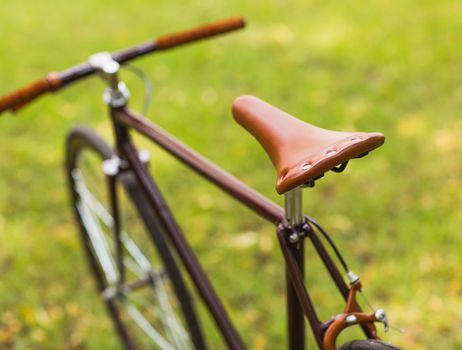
1;0;462;348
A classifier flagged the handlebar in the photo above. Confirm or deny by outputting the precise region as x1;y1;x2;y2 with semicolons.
155;16;245;49
0;16;245;114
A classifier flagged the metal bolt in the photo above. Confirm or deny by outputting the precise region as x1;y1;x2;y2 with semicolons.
375;309;386;322
289;233;299;243
375;309;389;332
102;82;130;108
102;157;121;176
138;149;150;164
345;315;357;324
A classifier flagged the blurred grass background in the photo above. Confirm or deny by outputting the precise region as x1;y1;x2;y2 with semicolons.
1;0;462;349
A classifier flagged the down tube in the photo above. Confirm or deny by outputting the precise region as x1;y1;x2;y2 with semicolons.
122;139;245;350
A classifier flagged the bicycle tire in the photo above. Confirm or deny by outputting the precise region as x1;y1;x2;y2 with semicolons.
65;126;206;350
339;339;403;350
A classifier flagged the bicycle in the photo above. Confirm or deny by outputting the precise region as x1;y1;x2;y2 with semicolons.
0;17;403;350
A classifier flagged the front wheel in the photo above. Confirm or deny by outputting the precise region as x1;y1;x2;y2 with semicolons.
340;339;403;349
65;126;206;349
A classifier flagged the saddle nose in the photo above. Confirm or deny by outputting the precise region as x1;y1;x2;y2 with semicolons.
232;95;385;194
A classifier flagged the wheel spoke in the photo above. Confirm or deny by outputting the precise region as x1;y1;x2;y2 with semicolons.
73;169;114;227
126;285;192;350
73;166;194;349
75;198;118;284
122;233;153;273
152;274;192;348
124;299;175;350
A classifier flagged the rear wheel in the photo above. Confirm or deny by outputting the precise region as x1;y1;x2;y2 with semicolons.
340;339;403;349
65;126;206;349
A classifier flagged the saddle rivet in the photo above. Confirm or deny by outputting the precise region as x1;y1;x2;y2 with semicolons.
301;163;312;171
326;150;336;156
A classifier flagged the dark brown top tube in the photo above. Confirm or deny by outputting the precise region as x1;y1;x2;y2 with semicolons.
113;107;285;224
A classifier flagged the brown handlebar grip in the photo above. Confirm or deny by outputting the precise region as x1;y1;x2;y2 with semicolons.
0;72;61;114
155;16;245;49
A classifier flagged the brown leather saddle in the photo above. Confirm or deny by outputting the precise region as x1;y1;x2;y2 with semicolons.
232;95;385;194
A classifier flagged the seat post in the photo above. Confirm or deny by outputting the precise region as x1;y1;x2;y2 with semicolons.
285;187;303;227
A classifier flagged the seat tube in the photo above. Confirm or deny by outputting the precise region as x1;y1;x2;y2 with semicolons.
284;187;306;350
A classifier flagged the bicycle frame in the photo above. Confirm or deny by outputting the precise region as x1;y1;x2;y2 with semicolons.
0;16;384;349
108;106;374;349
